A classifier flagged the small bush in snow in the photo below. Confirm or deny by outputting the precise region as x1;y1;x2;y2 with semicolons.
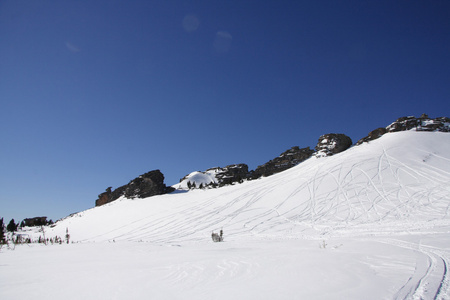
65;228;70;244
211;229;223;242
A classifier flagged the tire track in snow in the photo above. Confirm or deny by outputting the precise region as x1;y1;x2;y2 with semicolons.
378;238;450;300
381;147;414;217
76;134;450;243
160;256;259;289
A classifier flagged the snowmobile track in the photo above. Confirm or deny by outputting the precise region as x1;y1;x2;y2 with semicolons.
379;238;450;300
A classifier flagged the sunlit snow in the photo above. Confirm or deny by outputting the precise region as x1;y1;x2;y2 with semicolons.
1;131;450;300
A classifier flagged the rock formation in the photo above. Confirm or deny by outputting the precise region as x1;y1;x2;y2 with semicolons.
355;128;387;145
251;146;314;178
177;147;315;189
386;114;450;132
22;217;49;227
314;134;353;157
178;164;250;189
214;164;250;186
95;115;449;205
356;114;450;145
95;170;174;207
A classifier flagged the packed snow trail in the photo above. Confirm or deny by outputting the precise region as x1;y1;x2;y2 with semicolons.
377;237;450;300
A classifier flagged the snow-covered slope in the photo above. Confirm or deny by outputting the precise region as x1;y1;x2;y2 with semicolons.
4;131;450;300
43;131;450;243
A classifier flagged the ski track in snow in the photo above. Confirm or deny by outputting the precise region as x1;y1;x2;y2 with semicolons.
378;238;450;300
62;133;450;244
7;132;450;300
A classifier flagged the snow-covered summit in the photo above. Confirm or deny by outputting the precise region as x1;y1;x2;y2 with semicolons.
173;169;219;189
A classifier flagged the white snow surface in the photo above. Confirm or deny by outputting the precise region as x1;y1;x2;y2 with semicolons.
172;169;219;189
2;131;450;300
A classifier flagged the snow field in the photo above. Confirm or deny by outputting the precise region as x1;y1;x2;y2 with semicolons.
2;131;450;299
1;236;435;300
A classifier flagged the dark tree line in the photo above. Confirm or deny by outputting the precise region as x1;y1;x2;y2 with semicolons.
0;217;54;245
1;216;71;247
1;218;20;245
0;218;5;244
0;218;18;241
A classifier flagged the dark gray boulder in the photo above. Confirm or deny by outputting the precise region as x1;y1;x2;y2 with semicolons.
95;170;174;207
215;164;249;186
356;127;387;145
387;115;450;132
356;115;450;145
386;116;420;132
315;134;353;157
251;146;314;178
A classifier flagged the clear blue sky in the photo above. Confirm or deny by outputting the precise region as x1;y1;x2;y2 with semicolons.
1;1;449;223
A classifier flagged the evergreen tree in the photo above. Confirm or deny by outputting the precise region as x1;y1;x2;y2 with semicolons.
0;218;5;244
6;219;18;233
65;228;70;244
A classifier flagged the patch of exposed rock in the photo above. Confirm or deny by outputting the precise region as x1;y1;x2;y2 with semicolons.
356;114;450;145
178;164;250;189
214;164;250;186
95;114;449;206
177;147;315;189
355;128;387;145
314;134;353;157
95;170;174;207
22;217;50;227
386;114;450;132
251;146;314;178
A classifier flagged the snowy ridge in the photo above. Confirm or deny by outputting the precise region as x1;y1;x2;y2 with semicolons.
3;131;450;300
386;115;450;133
44;131;450;242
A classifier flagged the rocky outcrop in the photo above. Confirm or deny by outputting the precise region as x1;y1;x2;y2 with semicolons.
314;134;353;157
96;115;449;201
355;128;387;145
22;217;49;227
356;114;450;145
214;164;250;186
178;164;250;189
386;114;450;132
252;146;314;178
95;170;175;207
177;147;315;189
